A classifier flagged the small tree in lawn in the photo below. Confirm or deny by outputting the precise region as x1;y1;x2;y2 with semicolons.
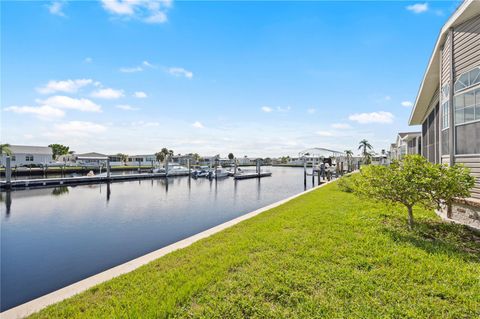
428;164;475;218
355;155;434;229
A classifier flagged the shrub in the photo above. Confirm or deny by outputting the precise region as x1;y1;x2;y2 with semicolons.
352;155;474;229
337;173;359;193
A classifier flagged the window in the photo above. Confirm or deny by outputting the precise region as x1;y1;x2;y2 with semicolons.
454;67;480;92
11;155;16;161
454;88;480;125
25;155;34;161
441;84;449;129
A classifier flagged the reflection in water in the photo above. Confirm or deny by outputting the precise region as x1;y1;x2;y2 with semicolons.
1;167;311;312
1;191;12;217
51;186;69;196
106;183;111;202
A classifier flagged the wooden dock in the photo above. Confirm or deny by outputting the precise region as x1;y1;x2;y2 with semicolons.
234;172;272;180
0;173;167;190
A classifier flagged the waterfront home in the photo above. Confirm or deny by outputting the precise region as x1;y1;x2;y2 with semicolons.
237;156;254;165
390;132;422;161
74;152;109;167
409;0;480;227
171;154;197;166
126;154;157;167
200;155;220;167
0;145;52;167
389;143;398;162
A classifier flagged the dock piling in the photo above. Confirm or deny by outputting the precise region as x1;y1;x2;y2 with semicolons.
6;156;12;187
106;159;111;179
303;159;307;188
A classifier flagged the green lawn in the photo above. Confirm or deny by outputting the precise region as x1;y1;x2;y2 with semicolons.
30;182;480;318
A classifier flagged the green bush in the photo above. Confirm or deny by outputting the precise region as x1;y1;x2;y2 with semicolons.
337;173;359;193
352;155;474;229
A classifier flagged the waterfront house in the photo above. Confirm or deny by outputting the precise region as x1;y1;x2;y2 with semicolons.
389;143;398;163
200;155;220;167
0;145;53;167
126;154;157;167
237;156;254;165
74;152;109;167
409;0;480;227
390;132;422;161
171;154;197;166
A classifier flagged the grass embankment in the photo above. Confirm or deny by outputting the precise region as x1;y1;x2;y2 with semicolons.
31;183;479;318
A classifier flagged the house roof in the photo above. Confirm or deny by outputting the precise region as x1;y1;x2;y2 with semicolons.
75;152;108;159
409;0;480;125
9;145;53;155
398;132;421;139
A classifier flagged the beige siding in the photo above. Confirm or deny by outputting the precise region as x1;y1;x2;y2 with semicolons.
441;156;450;166
441;33;451;85
453;14;480;77
455;155;480;199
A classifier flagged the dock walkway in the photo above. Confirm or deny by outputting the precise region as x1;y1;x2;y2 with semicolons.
0;173;167;190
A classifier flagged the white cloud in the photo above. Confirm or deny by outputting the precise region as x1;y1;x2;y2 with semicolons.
307;108;316;114
144;11;167;24
119;60;155;73
37;79;93;94
133;91;147;98
38;96;102;112
331;123;351;129
120;66;143;73
116;104;139;111
4;105;65;120
84;57;93;63
261;106;273;113
401;101;413;107
48;121;107;137
168;67;193;79
276;106;291;113
48;1;66;17
142;61;154;68
192;121;204;129
316;131;334;137
384;95;391;101
100;0;171;24
406;3;428;14
91;88;124;99
348;111;394;124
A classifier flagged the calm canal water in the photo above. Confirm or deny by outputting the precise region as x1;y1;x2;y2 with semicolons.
1;166;316;311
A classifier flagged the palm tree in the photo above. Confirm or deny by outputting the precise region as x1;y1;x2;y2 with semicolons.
0;143;12;156
117;153;128;166
358;139;373;163
344;150;353;172
155;152;166;164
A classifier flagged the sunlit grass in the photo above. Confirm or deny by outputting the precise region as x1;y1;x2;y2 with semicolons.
30;182;480;318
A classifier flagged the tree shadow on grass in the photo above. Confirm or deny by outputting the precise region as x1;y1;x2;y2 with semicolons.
382;216;480;263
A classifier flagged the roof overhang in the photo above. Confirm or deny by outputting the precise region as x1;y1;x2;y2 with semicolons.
409;0;480;125
402;133;421;142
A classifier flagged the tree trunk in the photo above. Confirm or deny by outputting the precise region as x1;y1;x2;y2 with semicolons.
407;206;414;230
447;203;452;219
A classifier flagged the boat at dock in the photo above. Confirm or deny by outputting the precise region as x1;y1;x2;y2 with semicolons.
211;166;229;179
166;165;190;176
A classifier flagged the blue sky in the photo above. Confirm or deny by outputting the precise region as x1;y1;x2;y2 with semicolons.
1;0;461;157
